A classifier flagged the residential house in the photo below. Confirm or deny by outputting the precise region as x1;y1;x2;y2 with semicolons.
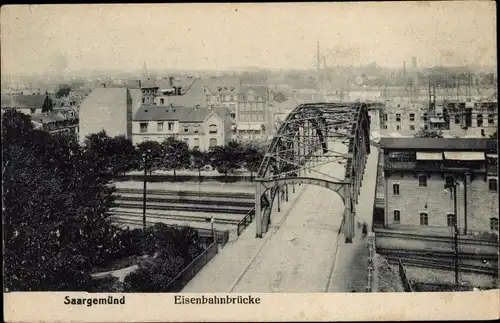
236;85;271;141
132;104;231;150
1;93;52;116
31;112;79;137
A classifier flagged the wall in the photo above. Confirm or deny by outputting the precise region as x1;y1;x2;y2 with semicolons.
385;172;499;233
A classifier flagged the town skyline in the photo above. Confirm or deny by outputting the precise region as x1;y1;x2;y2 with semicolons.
1;2;496;76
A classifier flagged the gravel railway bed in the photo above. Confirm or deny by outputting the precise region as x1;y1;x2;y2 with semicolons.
377;247;499;261
114;188;254;199
385;256;498;275
376;231;498;247
114;195;254;207
112;202;250;215
109;209;242;223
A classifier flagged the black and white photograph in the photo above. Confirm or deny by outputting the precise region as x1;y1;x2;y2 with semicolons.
2;2;498;322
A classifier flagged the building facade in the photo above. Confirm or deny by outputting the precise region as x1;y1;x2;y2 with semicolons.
78;87;133;143
132;105;231;150
379;138;498;235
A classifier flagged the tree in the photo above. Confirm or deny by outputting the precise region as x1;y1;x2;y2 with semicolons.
208;141;244;182
490;131;497;140
135;140;164;176
161;137;190;181
109;136;135;176
243;142;265;180
190;147;208;181
41;92;54;113
414;128;444;138
3;112;123;291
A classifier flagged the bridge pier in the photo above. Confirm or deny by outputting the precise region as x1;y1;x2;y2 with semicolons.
344;184;354;243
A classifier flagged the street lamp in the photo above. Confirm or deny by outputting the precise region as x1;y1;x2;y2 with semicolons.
444;177;460;285
142;149;152;231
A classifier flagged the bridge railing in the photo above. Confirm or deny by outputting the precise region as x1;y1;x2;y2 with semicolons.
398;259;414;292
164;241;219;292
237;207;256;236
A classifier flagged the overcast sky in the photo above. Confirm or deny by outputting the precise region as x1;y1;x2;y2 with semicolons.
1;2;496;75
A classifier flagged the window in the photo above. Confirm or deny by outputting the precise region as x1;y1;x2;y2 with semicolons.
184;126;189;133
252;115;257;122
396;125;400;130
259;115;263;121
410;125;415;130
160;98;164;105
393;210;401;224
424;125;428;130
455;115;461;124
209;138;217;147
194;128;199;134
393;184;400;195
420;212;428;226
491;218;499;231
168;122;174;131
209;124;217;134
418;175;427;187
423;113;428;122
140;123;148;133
157;122;163;132
383;124;388;129
193;138;199;149
396;114;401;122
383;114;388;121
409;113;415;121
142;98;145;104
447;213;456;227
477;114;483;127
488;178;497;191
488;114;494;124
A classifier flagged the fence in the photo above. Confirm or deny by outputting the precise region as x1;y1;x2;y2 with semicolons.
164;241;219;292
237;207;255;236
398;259;414;292
366;232;376;292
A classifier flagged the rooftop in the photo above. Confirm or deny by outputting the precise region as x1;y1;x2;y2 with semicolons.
81;87;131;106
380;138;497;152
1;93;47;109
134;105;230;122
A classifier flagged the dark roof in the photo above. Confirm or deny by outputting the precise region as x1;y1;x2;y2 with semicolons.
380;138;497;152
159;78;207;107
31;112;67;123
1;94;47;109
134;105;228;122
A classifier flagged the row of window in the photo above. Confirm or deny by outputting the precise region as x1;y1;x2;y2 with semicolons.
139;122;218;134
392;178;498;194
392;210;499;231
239;114;264;122
454;114;495;126
240;102;265;112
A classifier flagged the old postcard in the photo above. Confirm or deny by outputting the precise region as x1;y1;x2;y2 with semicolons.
1;2;498;322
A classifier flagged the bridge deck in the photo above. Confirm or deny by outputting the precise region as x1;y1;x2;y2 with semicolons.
182;143;378;293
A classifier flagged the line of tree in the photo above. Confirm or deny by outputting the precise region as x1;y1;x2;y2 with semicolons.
2;110;202;292
86;131;267;182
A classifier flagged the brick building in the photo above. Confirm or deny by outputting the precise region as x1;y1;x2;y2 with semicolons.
378;138;498;235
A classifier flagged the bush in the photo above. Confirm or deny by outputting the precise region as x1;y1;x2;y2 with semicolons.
91;275;123;292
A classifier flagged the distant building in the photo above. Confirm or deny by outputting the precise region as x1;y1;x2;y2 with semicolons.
132;105;232;150
377;138;498;235
31;112;79;137
236;85;271;141
78;87;133;143
1;93;51;115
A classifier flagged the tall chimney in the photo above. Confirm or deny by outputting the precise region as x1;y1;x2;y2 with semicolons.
316;41;320;72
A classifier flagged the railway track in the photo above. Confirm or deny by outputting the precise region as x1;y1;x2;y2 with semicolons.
377;247;499;261
376;231;498;247
115;195;255;208
115;188;254;200
109;211;240;225
385;256;498;276
112;202;250;215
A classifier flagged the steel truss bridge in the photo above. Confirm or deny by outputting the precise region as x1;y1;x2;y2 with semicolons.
254;102;372;243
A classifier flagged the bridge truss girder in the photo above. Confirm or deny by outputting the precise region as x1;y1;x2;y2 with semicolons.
254;102;371;243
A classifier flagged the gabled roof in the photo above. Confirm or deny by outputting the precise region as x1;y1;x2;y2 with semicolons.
134;105;229;123
240;85;269;99
380;138;497;152
1;94;47;109
159;78;207;107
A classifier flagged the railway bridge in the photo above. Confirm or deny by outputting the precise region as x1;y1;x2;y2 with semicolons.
255;102;371;243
